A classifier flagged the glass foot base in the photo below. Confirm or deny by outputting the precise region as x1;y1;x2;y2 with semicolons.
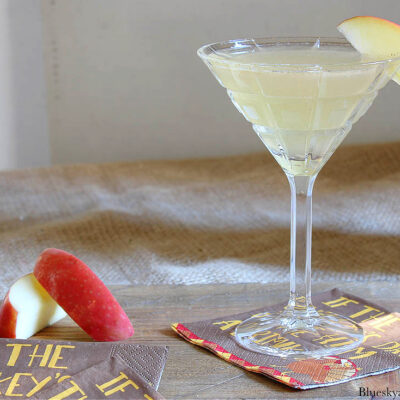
234;310;363;358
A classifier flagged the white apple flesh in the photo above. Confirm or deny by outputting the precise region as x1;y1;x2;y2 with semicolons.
338;16;400;84
0;273;66;339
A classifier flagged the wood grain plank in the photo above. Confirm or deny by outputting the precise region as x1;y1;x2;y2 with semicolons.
32;282;400;399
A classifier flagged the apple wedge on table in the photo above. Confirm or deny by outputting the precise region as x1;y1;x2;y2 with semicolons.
0;249;134;341
0;273;66;339
34;248;134;342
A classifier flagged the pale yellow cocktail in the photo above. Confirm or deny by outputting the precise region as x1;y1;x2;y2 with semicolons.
205;44;389;175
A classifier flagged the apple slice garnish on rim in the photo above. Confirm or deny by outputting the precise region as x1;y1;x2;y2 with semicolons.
338;16;400;84
0;273;67;339
34;248;134;341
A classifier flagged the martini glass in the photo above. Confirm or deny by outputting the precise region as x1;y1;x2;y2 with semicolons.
198;37;400;358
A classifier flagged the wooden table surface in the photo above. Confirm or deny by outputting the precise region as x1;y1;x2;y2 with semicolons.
35;282;400;399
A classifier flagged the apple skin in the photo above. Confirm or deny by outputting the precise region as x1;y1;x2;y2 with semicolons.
34;248;134;342
0;273;67;339
0;292;18;338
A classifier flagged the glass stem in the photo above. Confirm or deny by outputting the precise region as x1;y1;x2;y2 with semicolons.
285;174;318;318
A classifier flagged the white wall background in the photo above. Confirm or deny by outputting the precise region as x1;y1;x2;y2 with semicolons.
0;0;49;169
2;0;400;168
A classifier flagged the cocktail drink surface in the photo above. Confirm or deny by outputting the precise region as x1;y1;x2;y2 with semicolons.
198;38;399;358
204;41;386;176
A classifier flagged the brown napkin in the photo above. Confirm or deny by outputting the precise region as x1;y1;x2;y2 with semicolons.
172;289;400;389
0;338;167;399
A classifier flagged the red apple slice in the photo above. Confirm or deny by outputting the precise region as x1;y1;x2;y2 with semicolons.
0;273;67;339
338;16;400;84
34;248;134;342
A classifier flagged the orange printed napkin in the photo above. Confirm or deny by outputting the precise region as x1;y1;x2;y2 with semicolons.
172;289;400;389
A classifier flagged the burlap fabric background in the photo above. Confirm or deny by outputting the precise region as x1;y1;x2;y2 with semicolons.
0;142;398;295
